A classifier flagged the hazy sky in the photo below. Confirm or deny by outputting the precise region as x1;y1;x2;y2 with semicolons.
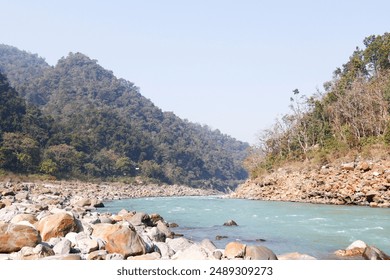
1;0;389;144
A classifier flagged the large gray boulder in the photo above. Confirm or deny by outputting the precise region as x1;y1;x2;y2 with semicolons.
363;246;390;260
245;245;278;260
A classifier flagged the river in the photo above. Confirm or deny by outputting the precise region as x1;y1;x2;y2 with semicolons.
99;196;390;259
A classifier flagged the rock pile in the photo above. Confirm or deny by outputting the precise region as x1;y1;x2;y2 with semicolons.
232;159;390;208
335;240;390;260
0;180;282;260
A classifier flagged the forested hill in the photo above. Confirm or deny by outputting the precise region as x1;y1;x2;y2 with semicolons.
245;33;390;179
0;44;249;191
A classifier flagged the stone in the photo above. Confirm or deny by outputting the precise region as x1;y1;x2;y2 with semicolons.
223;219;238;226
245;245;278;260
144;226;166;242
334;248;364;257
0;208;20;223
37;212;79;241
91;223;122;242
105;225;147;258
99;216;114;224
87;250;108;260
15;192;29;201
75;232;99;254
224;242;246;259
42;254;82;260
64;232;78;246
106;253;125;260
127;252;161;260
11;244;55;260
128;212;151;226
154;242;175;259
277;252;317;260
363;246;390;260
168;222;179;228
213;250;223;260
10;213;37;225
171;243;211;260
166;237;193;253
357;162;371;172
200;239;217;253
216;235;228;240
0;222;41;253
75;198;91;207
53;238;72;255
341;162;355;171
366;192;382;203
156;220;173;238
346;240;367;250
149;213;163;224
91;199;104;208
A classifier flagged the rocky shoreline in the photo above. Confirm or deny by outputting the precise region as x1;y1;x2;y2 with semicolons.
0;179;389;260
231;159;390;208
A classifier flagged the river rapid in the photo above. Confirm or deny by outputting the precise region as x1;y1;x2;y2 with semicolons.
100;196;390;259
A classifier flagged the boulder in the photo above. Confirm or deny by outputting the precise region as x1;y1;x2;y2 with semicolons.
75;232;99;254
335;240;367;257
166;237;193;253
144;226;166;242
357;161;371;172
105;225;147;257
10;213;37;225
15;191;29;201
363;246;390;260
245;245;278;260
91;199;104;208
127;252;161;260
277;252;317;260
156;220;173;238
346;240;367;250
149;213;163;224
171;244;211;260
37;212;79;241
42;254;82;260
87;250;108;260
53;238;72;255
128;212;151;226
224;242;246;259
200;239;217;253
75;198;91;207
12;244;55;260
0;222;41;253
154;242;175;259
91;223;122;241
223;219;238;226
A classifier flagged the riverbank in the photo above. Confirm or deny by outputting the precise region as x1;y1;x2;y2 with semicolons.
231;158;390;208
0;179;389;260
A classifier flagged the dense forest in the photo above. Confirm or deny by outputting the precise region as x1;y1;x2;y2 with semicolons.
0;44;249;191
246;33;390;178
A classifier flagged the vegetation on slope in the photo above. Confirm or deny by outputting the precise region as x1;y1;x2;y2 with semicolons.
246;33;390;178
0;45;248;191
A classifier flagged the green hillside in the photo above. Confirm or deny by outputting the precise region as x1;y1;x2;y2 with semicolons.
0;45;248;191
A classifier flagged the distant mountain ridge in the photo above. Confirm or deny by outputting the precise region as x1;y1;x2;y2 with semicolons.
0;44;249;191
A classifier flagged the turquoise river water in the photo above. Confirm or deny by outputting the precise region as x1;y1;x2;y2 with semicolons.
99;196;390;259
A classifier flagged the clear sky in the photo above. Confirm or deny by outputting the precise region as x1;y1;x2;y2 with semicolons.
1;0;389;144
